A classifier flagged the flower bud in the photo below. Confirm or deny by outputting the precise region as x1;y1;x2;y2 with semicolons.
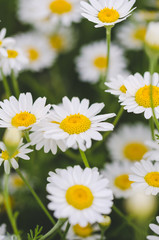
99;215;111;231
145;22;159;58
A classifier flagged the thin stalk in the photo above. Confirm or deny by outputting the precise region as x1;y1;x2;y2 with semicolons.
79;149;90;168
24;130;31;143
16;169;56;226
113;205;144;235
4;174;21;240
1;68;11;98
92;106;124;152
63;222;70;240
105;26;112;82
11;70;20;98
100;229;105;240
149;118;155;140
149;57;159;132
39;219;66;240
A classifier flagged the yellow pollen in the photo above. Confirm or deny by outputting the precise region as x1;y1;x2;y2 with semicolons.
66;185;94;210
114;174;133;190
135;85;159;108
1;150;19;161
49;0;72;14
7;49;18;58
145;172;159;187
49;35;64;51
98;7;119;23
11;111;36;128
133;27;146;41
120;85;127;93
0;40;2;46
27;48;39;61
93;56;107;70
60;113;91;135
12;176;24;188
73;224;93;237
123;142;148;161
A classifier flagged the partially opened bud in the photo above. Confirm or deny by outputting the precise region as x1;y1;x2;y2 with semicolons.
3;128;22;157
145;22;159;57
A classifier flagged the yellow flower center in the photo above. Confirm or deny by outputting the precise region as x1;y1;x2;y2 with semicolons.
135;85;159;108
123;142;148;161
133;27;146;41
114;174;133;190
73;224;93;237
49;35;63;51
49;0;72;14
66;185;94;210
98;7;119;23
7;49;18;58
93;56;107;70
60;113;91;135
1;150;19;161
27;48;39;61
12;176;24;187
0;40;2;46
120;85;127;93
11;111;36;128
144;172;159;187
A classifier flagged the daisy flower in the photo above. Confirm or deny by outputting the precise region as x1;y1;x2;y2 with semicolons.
132;10;159;23
80;0;136;28
147;216;159;240
75;41;128;84
102;162;133;199
129;160;159;195
0;45;28;77
47;165;113;226
120;72;159;119
0;92;51;130
15;32;56;72
0;28;15;57
145;22;159;51
116;22;146;50
0;140;32;174
18;0;82;27
47;27;76;54
105;75;128;101
63;222;100;240
8;172;26;193
30;117;67;154
106;123;151;162
43;96;115;151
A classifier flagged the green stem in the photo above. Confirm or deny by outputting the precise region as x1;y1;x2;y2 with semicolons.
39;219;66;240
92;106;124;152
149;118;155;140
24;130;31;143
4;174;21;239
105;26;112;82
100;229;105;240
63;222;70;240
16;169;56;226
112;205;144;235
149;57;159;132
79;149;90;168
11;70;20;98
1;68;11;98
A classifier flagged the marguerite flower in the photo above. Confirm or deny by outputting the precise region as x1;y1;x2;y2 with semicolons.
106;123;151;162
120;72;159;119
0;140;32;174
8;172;26;193
15;32;56;72
0;45;28;77
18;0;82;27
43;96;115;151
0;92;51;130
105;75;128;101
129;160;159;195
147;216;159;240
102;162;133;199
30;117;67;154
75;41;128;84
63;222;100;239
0;28;15;57
80;0;136;28
47;165;113;226
117;22;146;50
